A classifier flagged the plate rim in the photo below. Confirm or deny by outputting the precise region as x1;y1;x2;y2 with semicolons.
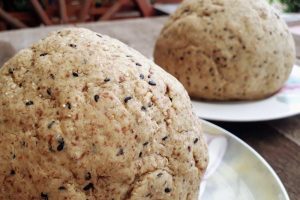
193;103;300;122
201;119;290;200
192;65;300;122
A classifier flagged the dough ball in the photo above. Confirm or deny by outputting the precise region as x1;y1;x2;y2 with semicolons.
0;28;208;200
154;0;295;100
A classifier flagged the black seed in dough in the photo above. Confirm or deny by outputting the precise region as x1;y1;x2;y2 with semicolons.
25;100;34;106
162;136;168;141
65;102;72;109
143;142;149;146
57;138;65;151
69;44;77;48
136;63;142;66
141;106;147;111
146;193;152;197
10;170;15;175
47;121;55;129
116;148;124;156
40;53;48;56
148;80;156;86
8;68;14;74
40;192;48;200
47;88;52;96
48;144;55;152
104;78;110;82
139;74;145;79
85;172;92;180
72;72;79;77
193;138;199;144
94;95;100;102
58;186;66;191
124;96;132;103
164;188;172;193
83;182;94;191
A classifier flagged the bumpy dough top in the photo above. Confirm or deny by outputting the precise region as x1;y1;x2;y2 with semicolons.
154;0;295;100
0;28;208;200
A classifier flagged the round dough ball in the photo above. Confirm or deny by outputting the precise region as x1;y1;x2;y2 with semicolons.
0;28;208;200
154;0;296;100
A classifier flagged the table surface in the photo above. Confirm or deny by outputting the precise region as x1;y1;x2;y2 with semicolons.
0;17;299;199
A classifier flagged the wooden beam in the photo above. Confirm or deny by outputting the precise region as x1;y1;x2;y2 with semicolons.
155;0;181;2
100;0;154;20
100;1;124;21
0;8;27;28
58;0;69;23
90;7;110;15
30;0;52;25
10;12;36;22
134;0;155;16
79;0;93;22
0;21;7;31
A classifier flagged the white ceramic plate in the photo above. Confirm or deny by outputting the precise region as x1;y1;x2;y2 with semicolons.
200;120;289;200
192;65;300;122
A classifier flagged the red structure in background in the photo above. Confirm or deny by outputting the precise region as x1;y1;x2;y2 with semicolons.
0;0;181;30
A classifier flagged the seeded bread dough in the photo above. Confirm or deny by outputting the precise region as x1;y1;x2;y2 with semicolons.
154;0;295;100
0;28;208;200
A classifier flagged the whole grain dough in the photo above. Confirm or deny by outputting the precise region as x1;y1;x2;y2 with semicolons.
0;28;208;200
154;0;296;100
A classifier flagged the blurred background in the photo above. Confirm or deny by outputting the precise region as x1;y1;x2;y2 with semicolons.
0;0;180;30
0;1;299;199
0;0;299;31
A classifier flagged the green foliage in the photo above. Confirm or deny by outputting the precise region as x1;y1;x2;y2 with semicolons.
270;0;300;12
